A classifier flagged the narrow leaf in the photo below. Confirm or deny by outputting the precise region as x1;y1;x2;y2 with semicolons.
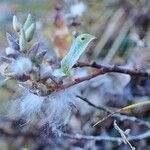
123;101;150;110
25;23;36;42
61;34;96;74
23;14;35;31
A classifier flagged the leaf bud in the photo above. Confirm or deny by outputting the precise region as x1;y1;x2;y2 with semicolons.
13;15;22;32
19;29;27;52
25;23;35;42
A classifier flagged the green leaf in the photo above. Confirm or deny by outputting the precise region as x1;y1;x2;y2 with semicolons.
23;14;35;31
12;15;22;32
19;29;27;52
25;23;36;42
61;34;96;74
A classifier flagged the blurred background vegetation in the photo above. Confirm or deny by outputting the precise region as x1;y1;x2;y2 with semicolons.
0;0;149;149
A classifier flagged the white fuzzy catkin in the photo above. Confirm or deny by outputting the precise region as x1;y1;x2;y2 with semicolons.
39;64;52;79
41;89;77;129
9;91;44;122
19;92;44;120
9;87;79;130
10;57;32;76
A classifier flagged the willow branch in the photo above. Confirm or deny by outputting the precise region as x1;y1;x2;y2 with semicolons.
46;61;150;95
62;70;102;89
61;61;149;91
75;61;150;77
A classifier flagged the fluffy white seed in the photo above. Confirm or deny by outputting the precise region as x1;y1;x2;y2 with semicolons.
40;64;52;80
10;57;32;76
40;88;78;129
9;91;44;122
19;92;44;120
9;87;79;130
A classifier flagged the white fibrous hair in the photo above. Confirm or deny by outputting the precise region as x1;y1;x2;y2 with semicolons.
41;88;78;129
19;93;44;120
10;57;32;76
39;64;52;79
9;91;44;121
9;87;79;130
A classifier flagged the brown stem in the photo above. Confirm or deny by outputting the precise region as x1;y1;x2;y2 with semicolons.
62;70;102;89
47;61;149;95
75;61;150;77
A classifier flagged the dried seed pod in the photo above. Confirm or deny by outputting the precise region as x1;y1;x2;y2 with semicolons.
19;29;27;52
13;15;22;32
25;23;36;42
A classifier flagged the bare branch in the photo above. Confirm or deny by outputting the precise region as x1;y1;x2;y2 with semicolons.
62;130;150;142
54;61;150;93
0;127;38;138
0;127;149;143
76;95;150;128
46;60;150;95
62;70;102;89
75;61;150;77
76;95;111;113
114;120;135;150
62;132;123;143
